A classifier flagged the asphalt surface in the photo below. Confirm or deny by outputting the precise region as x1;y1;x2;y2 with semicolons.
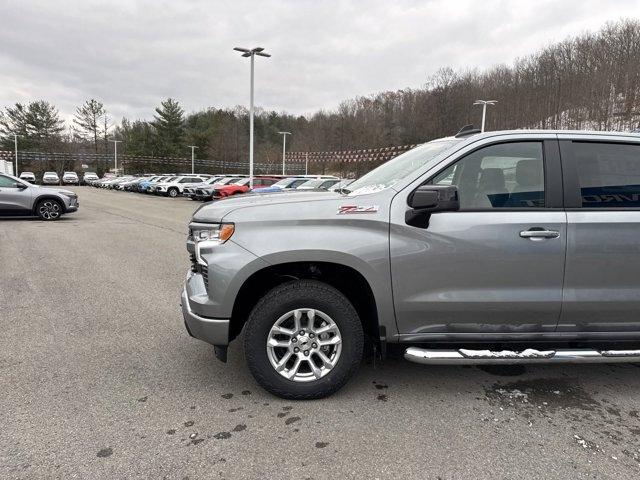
2;186;640;479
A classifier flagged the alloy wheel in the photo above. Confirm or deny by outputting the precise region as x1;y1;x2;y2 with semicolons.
39;201;61;220
266;308;342;382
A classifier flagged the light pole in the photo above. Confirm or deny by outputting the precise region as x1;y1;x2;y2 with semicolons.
234;46;271;188
278;131;291;175
473;100;497;132
109;140;121;174
13;133;18;175
188;145;197;174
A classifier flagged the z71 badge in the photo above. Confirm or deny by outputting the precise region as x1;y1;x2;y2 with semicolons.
337;205;379;214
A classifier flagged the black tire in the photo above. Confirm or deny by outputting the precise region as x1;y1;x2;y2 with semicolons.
35;198;63;221
168;188;178;198
244;280;364;399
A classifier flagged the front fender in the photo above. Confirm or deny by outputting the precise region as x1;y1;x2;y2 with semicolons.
227;209;397;338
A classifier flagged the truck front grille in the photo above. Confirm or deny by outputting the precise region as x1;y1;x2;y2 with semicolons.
201;267;209;290
189;253;208;291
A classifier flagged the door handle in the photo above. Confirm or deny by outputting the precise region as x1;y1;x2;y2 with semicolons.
519;228;560;239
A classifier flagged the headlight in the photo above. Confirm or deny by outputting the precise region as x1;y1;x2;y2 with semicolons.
191;223;235;244
191;223;235;265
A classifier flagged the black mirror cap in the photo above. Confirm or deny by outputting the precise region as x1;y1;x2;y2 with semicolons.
408;185;459;212
406;185;460;227
16;182;28;189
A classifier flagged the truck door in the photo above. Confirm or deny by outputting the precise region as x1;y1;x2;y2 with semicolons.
558;137;640;334
389;138;567;339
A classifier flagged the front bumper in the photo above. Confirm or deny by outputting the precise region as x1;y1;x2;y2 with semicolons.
64;195;79;213
181;287;230;347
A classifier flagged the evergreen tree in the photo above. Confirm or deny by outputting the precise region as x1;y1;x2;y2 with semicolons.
73;99;106;153
0;101;64;151
152;98;184;156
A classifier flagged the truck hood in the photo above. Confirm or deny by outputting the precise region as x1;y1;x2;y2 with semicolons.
192;190;341;222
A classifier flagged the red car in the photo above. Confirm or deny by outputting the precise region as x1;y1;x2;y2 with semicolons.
212;176;280;198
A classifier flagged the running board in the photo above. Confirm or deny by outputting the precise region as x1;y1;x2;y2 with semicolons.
404;347;640;365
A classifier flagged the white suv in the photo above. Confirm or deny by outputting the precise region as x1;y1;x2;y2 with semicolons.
83;172;99;184
154;176;207;197
42;172;60;185
62;171;79;185
19;172;36;183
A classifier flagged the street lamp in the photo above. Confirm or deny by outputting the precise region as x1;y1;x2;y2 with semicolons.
234;46;271;188
278;131;291;175
473;100;497;132
13;133;18;175
188;145;197;174
109;139;122;174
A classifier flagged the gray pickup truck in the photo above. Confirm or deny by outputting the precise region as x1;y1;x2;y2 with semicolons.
182;128;640;399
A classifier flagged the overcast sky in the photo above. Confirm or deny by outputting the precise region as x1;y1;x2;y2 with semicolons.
1;0;640;124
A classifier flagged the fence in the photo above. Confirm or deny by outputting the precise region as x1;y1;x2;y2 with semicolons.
0;142;419;178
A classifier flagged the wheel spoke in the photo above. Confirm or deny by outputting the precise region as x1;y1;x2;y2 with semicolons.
271;325;294;336
275;351;293;371
317;350;335;369
315;324;338;335
293;310;302;332
308;358;322;379
306;309;315;329
318;335;341;347
267;338;290;348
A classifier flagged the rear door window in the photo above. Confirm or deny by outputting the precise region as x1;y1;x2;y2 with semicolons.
565;142;640;208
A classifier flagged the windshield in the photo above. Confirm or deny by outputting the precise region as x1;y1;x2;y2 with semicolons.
233;179;250;186
298;179;323;188
345;140;457;195
272;178;298;187
220;177;241;184
205;177;221;184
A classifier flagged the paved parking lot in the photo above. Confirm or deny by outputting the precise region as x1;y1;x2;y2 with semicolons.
2;186;640;479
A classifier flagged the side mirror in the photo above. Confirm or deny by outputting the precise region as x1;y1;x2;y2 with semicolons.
16;182;28;189
406;185;459;227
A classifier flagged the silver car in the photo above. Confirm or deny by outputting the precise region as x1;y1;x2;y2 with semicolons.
42;171;60;185
0;172;78;220
182;129;640;399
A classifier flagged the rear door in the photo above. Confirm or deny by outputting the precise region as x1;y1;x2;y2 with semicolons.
389;135;567;338
558;136;640;333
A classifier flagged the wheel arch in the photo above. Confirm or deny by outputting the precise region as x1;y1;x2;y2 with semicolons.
230;260;382;345
32;195;66;214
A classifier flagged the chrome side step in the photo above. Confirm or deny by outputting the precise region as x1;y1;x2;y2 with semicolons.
404;347;640;365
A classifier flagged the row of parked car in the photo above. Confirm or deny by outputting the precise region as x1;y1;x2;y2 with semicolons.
86;173;355;201
18;171;99;185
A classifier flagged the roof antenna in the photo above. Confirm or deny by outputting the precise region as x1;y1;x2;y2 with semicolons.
455;125;482;138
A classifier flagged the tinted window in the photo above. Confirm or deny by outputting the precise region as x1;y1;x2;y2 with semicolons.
289;179;306;188
0;175;19;187
570;142;640;208
432;142;545;209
